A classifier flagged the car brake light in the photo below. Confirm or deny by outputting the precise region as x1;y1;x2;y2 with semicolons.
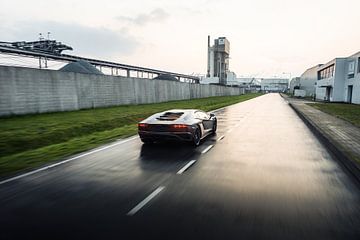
138;123;149;130
172;124;188;129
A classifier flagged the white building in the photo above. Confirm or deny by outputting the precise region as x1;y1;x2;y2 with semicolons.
290;64;322;97
316;51;360;104
261;78;289;92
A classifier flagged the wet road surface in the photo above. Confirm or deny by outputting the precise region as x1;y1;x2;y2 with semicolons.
1;93;360;239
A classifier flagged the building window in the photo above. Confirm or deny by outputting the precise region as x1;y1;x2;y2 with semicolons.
318;64;335;80
330;65;334;77
348;61;355;79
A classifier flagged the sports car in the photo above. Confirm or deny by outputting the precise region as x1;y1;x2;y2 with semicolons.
138;109;217;146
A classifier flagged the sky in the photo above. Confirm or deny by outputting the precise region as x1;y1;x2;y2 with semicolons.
0;0;359;78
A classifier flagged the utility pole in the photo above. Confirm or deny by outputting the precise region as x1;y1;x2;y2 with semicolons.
38;33;42;68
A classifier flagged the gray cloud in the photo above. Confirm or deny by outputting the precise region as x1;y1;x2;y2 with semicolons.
0;21;139;59
117;8;169;26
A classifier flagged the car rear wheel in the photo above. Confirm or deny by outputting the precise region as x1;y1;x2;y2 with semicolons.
141;138;154;144
192;127;201;146
212;120;217;134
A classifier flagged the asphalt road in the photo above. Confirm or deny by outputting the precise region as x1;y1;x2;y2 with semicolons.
1;93;360;240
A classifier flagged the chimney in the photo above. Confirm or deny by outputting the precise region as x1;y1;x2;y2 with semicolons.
207;35;211;77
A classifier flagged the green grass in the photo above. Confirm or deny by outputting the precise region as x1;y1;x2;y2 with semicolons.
307;103;360;128
0;93;262;177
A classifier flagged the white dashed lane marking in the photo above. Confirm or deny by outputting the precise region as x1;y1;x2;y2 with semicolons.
201;145;213;154
127;186;165;216
177;160;197;174
217;135;225;141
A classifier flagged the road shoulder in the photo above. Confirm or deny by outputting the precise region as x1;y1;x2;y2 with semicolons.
281;94;360;184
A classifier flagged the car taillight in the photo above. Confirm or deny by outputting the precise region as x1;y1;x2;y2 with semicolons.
171;124;189;131
138;123;149;130
172;124;187;128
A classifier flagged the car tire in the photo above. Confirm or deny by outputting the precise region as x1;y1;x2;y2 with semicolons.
192;127;201;146
212;120;217;134
141;138;154;144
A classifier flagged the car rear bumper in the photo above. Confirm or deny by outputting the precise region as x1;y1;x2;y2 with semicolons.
138;131;193;142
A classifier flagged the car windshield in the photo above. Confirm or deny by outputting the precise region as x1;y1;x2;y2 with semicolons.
156;112;184;121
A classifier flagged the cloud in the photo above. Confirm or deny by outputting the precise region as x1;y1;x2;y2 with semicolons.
0;20;139;59
117;8;169;26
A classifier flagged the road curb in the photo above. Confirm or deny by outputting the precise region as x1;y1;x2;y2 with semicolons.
288;102;360;185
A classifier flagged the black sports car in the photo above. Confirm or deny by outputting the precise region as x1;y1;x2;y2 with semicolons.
138;109;217;146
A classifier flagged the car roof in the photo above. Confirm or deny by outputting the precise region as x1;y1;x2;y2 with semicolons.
164;109;201;113
141;109;207;124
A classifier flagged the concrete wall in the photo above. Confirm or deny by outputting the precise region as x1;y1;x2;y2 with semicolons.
332;59;346;102
0;66;244;116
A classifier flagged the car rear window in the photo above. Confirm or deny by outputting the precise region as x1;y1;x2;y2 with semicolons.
156;112;184;121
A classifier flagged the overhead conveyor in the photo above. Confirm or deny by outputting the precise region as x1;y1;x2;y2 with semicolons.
0;41;200;83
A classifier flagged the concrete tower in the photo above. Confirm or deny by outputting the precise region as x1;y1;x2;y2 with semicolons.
207;36;230;85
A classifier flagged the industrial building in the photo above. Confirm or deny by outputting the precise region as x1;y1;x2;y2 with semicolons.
289;77;300;94
199;35;291;94
315;51;360;104
290;64;322;97
203;36;230;85
261;78;289;92
226;75;261;91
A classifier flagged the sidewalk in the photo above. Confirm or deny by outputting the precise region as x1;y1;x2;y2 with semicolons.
282;95;360;181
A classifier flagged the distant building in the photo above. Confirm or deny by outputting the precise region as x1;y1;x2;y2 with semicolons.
315;51;360;104
201;70;261;92
228;77;261;92
290;64;322;97
226;71;237;85
200;76;220;84
222;71;260;90
261;78;289;92
289;77;301;94
204;36;230;85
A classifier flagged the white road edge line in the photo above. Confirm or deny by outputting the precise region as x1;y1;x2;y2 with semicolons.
177;160;197;174
217;135;225;141
0;101;236;186
201;145;213;154
127;186;165;216
209;107;226;114
0;136;139;185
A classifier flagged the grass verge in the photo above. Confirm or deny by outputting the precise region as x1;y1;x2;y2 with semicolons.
307;103;360;128
0;93;262;177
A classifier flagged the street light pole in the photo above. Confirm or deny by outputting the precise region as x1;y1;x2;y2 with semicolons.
282;72;292;81
283;72;292;91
